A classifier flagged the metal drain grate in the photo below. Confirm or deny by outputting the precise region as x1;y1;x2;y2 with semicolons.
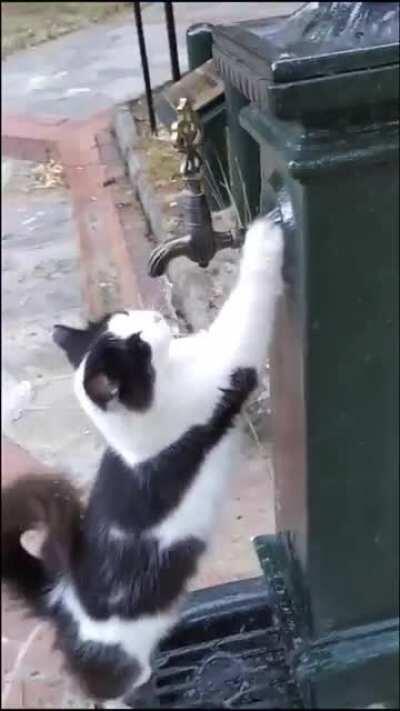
152;578;303;709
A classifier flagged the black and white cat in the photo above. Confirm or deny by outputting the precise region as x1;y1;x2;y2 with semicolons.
2;212;284;708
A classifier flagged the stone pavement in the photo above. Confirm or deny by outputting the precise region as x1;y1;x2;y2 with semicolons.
1;3;302;707
2;157;103;483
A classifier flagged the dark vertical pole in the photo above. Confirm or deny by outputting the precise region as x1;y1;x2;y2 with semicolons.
133;1;157;134
164;2;181;81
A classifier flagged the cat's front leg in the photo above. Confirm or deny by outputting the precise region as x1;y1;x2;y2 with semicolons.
207;211;284;375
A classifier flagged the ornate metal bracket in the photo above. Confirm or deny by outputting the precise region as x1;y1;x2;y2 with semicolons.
148;97;244;277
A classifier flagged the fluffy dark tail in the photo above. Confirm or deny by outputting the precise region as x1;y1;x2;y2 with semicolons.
2;473;83;616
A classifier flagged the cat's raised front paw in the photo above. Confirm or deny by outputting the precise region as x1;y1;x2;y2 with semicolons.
242;213;284;271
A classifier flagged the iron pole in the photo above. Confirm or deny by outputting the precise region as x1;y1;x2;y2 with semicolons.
133;1;157;134
164;2;181;81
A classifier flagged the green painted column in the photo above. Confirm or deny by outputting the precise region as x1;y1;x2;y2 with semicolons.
214;2;399;707
245;104;399;710
186;23;213;71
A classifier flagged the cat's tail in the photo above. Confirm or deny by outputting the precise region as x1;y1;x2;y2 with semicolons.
1;473;83;616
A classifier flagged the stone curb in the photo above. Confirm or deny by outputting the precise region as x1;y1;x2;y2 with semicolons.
113;105;166;245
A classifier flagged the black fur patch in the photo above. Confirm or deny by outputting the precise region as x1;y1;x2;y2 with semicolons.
53;314;111;368
1;474;83;615
87;367;257;530
53;312;155;412
72;367;257;619
83;332;155;411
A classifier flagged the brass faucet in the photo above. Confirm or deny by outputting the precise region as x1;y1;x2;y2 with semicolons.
148;97;245;277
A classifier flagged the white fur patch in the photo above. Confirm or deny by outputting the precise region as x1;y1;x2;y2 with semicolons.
149;433;243;549
20;527;47;559
59;583;178;687
107;311;162;340
108;525;129;542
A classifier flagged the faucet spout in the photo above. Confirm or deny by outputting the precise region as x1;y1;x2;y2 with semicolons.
148;227;244;277
147;96;245;277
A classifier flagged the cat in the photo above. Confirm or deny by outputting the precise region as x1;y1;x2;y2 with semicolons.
2;211;284;708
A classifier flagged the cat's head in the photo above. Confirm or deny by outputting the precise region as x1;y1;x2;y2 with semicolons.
53;310;172;413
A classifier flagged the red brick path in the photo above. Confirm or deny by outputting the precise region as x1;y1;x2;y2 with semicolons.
2;111;145;321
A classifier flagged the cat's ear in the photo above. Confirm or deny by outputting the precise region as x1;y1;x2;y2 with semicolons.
20;527;47;559
53;324;92;368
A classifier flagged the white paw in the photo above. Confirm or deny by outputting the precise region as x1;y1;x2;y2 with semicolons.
242;214;284;272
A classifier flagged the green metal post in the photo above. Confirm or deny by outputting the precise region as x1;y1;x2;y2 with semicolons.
214;2;399;707
186;23;213;71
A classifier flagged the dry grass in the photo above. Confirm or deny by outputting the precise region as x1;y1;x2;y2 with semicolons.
31;159;66;189
1;2;130;58
141;132;184;190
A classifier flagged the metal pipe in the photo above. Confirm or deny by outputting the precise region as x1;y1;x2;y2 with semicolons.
164;2;181;81
133;1;157;134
